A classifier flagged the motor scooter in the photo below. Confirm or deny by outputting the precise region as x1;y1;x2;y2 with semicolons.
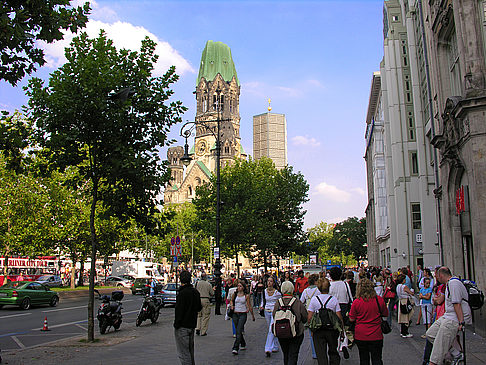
136;294;162;326
95;289;124;334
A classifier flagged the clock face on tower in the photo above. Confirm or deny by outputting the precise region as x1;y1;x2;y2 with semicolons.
196;140;207;156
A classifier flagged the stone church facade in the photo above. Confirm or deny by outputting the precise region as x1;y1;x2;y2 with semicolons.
164;40;247;204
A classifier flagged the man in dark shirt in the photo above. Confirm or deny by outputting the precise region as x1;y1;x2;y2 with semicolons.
174;270;202;365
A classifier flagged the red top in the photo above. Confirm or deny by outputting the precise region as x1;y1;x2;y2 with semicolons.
349;296;389;341
295;277;308;294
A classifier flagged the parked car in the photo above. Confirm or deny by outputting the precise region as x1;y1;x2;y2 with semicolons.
160;283;180;307
120;274;135;282
131;278;163;295
0;281;59;310
35;275;63;288
104;276;132;288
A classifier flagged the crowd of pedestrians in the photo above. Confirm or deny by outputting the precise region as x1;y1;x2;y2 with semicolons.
173;265;479;365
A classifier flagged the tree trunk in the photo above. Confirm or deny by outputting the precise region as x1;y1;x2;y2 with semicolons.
236;251;240;278
263;249;268;273
87;176;99;342
78;260;84;287
70;257;76;289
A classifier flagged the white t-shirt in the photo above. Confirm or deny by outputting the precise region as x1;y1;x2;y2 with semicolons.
396;284;413;299
329;280;353;304
300;286;321;309
234;294;248;313
261;289;282;311
308;294;341;314
443;278;472;324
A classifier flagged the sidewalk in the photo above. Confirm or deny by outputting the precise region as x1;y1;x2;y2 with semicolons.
3;304;486;364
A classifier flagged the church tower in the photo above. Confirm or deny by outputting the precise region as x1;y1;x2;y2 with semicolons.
194;40;245;171
164;40;246;204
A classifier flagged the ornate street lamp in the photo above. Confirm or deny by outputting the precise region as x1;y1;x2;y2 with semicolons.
179;87;225;313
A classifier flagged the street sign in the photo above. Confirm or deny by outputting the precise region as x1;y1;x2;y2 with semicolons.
290;259;294;265
213;247;220;259
327;259;332;265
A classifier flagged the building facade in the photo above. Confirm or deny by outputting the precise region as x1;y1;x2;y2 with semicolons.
368;0;486;335
366;0;441;272
365;72;391;268
253;109;288;169
423;0;486;336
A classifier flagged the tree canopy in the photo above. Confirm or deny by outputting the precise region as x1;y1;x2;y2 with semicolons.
328;217;367;263
193;157;309;270
24;30;185;341
0;0;90;85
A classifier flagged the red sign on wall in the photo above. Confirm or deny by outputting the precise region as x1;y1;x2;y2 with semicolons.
456;186;465;214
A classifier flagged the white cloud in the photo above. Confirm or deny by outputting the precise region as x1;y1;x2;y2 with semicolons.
307;79;323;88
291;135;321;147
351;187;366;196
39;8;195;77
314;182;351;203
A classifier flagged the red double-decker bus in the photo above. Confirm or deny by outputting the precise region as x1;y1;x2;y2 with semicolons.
0;256;59;285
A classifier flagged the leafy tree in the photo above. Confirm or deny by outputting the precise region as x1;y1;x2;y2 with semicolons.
0;111;33;173
308;221;356;266
193;157;309;272
0;154;53;277
0;0;90;85
47;167;91;288
328;217;367;263
161;202;210;266
25;31;185;341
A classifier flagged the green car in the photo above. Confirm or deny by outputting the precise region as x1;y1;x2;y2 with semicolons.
0;281;59;310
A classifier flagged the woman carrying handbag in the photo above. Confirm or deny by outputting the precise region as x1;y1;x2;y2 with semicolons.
396;274;415;338
349;279;389;365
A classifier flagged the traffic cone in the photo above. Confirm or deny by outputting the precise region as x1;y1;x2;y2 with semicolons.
40;316;50;331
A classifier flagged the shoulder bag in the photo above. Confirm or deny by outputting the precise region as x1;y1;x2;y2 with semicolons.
375;296;391;334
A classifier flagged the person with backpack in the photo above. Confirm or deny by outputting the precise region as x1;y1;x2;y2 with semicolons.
272;281;308;365
229;280;255;355
349;278;388;365
261;275;282;357
307;277;343;365
300;274;321;359
424;267;472;365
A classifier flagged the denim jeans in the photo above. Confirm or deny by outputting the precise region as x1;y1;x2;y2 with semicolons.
232;312;247;351
386;297;396;326
174;327;195;365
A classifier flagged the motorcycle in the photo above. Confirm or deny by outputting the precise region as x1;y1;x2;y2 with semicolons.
136;294;162;326
95;289;124;334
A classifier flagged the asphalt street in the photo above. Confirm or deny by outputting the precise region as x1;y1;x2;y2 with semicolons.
0;292;153;351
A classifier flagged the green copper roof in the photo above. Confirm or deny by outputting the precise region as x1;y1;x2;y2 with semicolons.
196;161;212;178
197;40;239;86
240;145;246;154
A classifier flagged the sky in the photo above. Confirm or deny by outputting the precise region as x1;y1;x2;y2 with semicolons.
0;0;384;229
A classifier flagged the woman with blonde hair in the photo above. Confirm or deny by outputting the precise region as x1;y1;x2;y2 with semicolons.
349;279;388;365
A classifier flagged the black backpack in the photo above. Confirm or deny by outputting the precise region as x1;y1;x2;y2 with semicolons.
316;296;335;330
462;280;484;310
448;278;484;311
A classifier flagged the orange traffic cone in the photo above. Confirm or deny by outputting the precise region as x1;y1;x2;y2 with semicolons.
40;316;50;331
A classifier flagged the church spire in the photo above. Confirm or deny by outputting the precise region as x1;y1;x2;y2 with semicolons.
197;40;239;86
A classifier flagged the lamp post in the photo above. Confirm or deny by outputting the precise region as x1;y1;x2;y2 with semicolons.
180;87;225;314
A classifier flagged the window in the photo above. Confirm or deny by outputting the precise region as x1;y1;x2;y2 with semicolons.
448;30;462;95
224;146;230;153
411;203;422;229
408;117;416;141
410;151;419;175
392;15;399;22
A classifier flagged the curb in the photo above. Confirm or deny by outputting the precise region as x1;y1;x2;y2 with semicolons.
56;287;131;299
